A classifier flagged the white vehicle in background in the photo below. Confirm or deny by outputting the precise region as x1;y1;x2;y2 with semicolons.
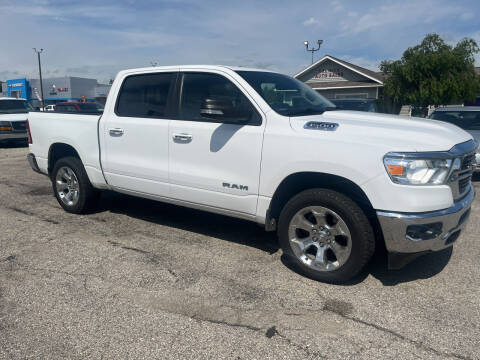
0;97;31;145
26;65;477;283
43;104;55;112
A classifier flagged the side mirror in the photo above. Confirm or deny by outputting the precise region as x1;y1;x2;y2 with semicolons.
200;97;250;123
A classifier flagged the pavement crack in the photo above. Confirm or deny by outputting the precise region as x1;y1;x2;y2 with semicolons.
6;266;104;283
323;307;473;360
191;315;261;332
1;255;16;262
6;206;59;225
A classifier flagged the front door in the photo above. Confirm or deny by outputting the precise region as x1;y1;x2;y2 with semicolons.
102;71;177;196
169;71;265;216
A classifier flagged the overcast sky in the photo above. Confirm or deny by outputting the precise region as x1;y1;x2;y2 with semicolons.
1;0;479;83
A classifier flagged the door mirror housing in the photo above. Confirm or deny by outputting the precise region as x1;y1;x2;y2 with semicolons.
200;97;251;123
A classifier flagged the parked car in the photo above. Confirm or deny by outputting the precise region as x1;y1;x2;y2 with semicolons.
27;65;477;283
0;97;31;145
55;102;104;114
43;104;55;112
429;106;480;171
330;98;378;112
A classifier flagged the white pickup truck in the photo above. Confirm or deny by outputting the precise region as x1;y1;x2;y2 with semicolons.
0;97;31;145
27;65;477;283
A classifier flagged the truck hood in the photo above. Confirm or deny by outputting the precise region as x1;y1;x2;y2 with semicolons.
0;113;28;122
290;110;474;152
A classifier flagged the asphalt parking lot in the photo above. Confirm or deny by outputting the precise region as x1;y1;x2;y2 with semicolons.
1;144;479;360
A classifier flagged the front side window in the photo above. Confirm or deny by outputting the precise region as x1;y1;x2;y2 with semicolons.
236;71;336;117
430;111;480;130
0;100;33;114
116;72;175;118
179;72;261;125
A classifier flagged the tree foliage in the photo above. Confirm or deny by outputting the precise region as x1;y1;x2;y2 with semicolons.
380;34;480;106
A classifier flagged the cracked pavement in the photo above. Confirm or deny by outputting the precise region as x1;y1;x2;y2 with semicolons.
1;145;480;359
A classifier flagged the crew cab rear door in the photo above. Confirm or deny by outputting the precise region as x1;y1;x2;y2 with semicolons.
168;70;265;216
100;71;177;196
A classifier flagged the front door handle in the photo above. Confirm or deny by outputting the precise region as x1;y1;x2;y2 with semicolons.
172;133;193;142
109;128;124;137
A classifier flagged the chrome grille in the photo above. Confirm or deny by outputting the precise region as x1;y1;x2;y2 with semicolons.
458;175;471;194
448;151;474;200
462;154;475;170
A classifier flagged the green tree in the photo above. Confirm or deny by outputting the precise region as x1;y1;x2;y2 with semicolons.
380;34;480;107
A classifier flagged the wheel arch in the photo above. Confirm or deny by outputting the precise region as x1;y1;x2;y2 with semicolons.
267;172;377;229
48;143;82;176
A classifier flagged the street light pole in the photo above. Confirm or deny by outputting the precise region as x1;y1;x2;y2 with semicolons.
33;48;45;109
304;40;323;64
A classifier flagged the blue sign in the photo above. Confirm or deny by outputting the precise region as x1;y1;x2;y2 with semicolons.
6;78;30;100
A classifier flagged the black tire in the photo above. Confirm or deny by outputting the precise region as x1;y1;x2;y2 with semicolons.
51;156;99;214
278;188;375;284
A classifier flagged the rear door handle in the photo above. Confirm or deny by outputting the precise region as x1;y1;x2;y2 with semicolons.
109;128;124;137
172;133;192;142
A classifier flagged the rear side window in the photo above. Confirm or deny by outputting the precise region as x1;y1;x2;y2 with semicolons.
116;72;176;118
179;72;261;125
431;111;480;130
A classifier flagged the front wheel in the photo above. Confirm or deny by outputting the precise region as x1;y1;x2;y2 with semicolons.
278;188;375;283
51;157;99;214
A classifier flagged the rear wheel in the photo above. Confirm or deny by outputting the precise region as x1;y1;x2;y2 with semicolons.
278;188;374;283
51;157;99;214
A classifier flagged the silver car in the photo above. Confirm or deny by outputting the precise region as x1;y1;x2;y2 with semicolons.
430;106;480;171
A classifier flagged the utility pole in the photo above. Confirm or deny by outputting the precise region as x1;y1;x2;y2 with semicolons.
33;48;45;108
304;40;323;64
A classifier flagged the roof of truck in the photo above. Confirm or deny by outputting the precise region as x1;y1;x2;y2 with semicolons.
119;65;278;74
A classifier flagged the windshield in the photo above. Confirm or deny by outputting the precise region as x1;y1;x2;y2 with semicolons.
430;111;480;130
0;100;33;114
236;71;336;116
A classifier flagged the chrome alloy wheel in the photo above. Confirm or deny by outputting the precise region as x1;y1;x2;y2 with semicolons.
55;166;80;206
288;206;352;271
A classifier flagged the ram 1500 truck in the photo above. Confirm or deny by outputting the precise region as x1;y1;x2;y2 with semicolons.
27;66;477;283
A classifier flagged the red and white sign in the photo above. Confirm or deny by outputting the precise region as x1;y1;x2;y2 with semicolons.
33;87;42;101
313;68;344;80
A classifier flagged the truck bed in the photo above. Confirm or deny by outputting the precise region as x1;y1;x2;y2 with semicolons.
27;111;106;187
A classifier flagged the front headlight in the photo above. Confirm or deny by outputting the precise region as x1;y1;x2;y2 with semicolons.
0;121;13;131
384;153;457;185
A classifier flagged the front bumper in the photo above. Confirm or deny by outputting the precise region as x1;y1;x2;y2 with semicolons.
377;186;474;254
0;131;28;142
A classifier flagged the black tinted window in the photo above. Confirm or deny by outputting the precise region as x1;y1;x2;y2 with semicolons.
431;111;480;130
116;73;175;118
179;72;260;125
